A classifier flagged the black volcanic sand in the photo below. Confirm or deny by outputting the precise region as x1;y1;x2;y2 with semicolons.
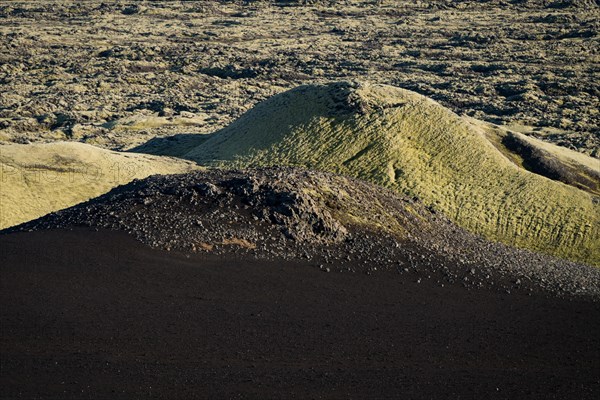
1;228;599;399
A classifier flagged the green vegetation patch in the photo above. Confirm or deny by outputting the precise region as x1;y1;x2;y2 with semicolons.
177;82;599;265
0;142;200;229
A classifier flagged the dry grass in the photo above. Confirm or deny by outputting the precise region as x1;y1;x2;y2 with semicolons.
196;242;214;252
222;238;257;249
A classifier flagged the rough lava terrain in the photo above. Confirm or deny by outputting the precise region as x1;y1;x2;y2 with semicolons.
0;0;598;154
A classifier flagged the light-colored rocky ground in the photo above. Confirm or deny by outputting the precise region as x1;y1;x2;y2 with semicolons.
1;0;598;155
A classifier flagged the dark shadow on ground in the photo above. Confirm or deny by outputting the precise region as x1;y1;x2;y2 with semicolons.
128;133;212;157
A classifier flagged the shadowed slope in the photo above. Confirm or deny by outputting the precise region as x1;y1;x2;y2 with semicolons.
0;142;200;229
480;124;600;196
175;82;598;265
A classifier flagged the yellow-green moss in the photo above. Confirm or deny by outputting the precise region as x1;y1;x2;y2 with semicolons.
178;82;599;265
0;142;201;229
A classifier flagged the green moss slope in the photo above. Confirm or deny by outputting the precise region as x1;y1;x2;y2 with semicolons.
181;82;599;265
0;142;201;229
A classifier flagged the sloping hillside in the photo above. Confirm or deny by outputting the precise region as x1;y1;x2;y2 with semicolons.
0;142;200;229
10;167;599;296
175;82;599;265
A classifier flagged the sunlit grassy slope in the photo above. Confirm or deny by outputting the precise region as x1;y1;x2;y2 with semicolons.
180;82;599;265
0;142;200;229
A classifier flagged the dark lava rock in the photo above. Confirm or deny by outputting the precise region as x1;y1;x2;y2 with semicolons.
7;167;600;298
